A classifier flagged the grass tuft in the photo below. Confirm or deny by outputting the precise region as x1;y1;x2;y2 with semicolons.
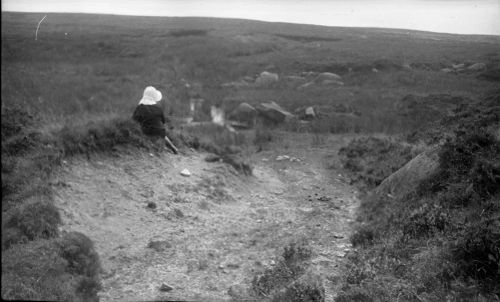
3;200;61;249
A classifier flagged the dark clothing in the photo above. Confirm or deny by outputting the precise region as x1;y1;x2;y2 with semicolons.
132;104;167;137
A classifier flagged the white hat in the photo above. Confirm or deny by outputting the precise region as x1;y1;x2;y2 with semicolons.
139;86;162;105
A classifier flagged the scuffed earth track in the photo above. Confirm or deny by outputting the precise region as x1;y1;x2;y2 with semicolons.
52;133;359;301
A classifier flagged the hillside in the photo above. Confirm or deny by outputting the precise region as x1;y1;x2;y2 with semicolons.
2;12;500;131
2;12;500;302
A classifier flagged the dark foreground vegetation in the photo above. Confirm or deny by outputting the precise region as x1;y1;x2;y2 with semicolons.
1;105;250;300
338;94;500;301
2;11;499;301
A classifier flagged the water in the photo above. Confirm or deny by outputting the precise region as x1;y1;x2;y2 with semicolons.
3;0;500;35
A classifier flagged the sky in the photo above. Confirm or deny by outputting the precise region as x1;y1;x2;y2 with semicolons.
2;0;500;35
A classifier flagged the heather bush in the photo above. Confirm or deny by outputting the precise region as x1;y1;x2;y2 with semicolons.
1;237;101;302
338;104;500;300
59;232;102;278
3;200;61;246
252;243;313;298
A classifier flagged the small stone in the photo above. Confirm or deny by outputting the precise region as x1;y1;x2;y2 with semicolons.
226;263;240;269
159;283;173;292
147;240;172;252
335;251;346;258
180;169;191;177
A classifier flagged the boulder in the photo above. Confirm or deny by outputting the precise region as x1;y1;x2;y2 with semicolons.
256;101;293;124
255;71;279;86
298;82;315;90
452;63;465;69
375;147;439;198
295;106;316;120
316;72;342;81
305;106;316;119
468;62;486;71
228;102;257;127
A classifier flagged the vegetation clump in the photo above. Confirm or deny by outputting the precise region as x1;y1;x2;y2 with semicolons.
338;136;418;189
2;233;102;302
338;98;500;301
249;243;324;301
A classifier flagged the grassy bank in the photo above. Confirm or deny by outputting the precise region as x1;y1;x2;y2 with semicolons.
336;95;500;301
1;104;252;300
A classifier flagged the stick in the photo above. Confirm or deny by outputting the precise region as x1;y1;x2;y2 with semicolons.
35;15;47;41
164;135;178;154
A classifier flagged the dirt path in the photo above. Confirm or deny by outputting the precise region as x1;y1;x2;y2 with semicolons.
52;133;359;301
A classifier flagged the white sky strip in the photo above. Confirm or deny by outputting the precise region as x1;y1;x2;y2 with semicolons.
2;0;500;35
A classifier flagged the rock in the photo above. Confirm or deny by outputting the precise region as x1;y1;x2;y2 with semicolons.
226;263;240;269
376;146;439;198
256;101;294;124
372;68;379;73
321;79;344;86
335;251;346;258
305;106;315;118
317;196;332;202
228;284;248;298
298;81;315;90
467;62;486;71
255;71;279;86
159;283;173;292
147;240;172;252
180;169;191;177
228;102;257;128
147;201;157;209
316;72;342;81
452;63;465;69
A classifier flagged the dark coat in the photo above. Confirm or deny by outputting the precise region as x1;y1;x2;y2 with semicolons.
132;104;167;137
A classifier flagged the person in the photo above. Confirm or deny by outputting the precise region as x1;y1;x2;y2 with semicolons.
133;86;178;154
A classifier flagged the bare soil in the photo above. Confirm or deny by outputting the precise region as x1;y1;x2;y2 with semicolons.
52;133;359;301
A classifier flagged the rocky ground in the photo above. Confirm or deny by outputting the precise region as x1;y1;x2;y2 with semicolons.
52;133;359;301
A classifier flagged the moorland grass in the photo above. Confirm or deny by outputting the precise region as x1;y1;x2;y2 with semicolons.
2;12;500;301
337;99;500;301
249;242;324;302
